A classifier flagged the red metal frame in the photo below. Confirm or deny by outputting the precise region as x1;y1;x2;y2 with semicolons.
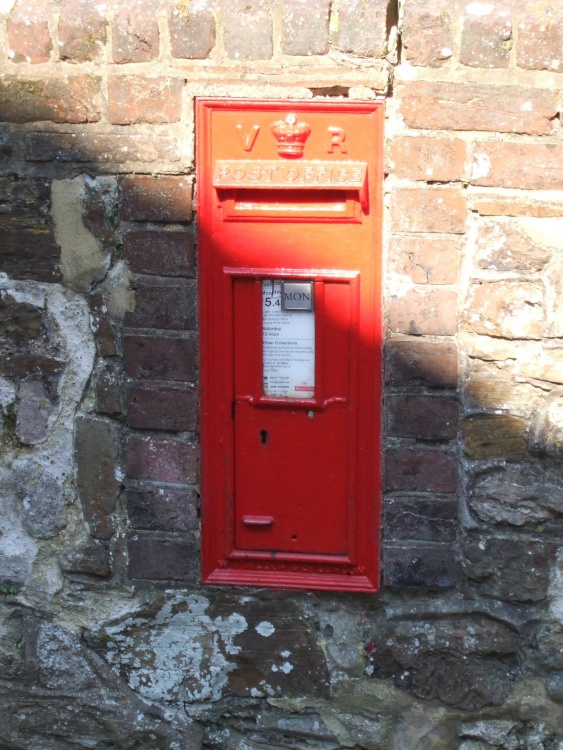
196;98;384;592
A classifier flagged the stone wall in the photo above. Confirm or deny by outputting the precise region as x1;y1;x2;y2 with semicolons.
1;0;563;748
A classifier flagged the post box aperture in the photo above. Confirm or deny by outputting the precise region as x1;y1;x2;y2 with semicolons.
196;99;384;592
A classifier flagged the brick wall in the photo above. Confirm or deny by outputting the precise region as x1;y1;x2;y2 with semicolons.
1;2;563;749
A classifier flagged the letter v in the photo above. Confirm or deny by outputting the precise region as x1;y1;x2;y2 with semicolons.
236;124;260;152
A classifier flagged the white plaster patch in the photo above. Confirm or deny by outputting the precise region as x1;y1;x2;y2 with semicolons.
0;0;16;13
466;2;493;15
387;271;415;298
472;152;491;180
0;377;16;409
255;620;275;637
520;218;563;251
100;261;135;320
549;548;563;622
0;465;38;582
103;595;248;704
521;101;533;112
52;176;110;293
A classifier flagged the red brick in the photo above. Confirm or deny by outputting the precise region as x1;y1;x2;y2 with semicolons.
112;0;159;63
386;394;458;440
123;334;197;382
385;339;458;388
281;0;329;55
390;188;466;234
126;435;199;484
128;534;197;581
383;545;456;589
460;3;512;68
517;1;563;71
123;231;195;277
118;176;193;222
0;77;101;124
125;281;196;330
127;384;198;432
384;448;457;493
332;0;388;58
167;1;216;59
108;76;183;125
389;235;461;285
127;487;198;532
224;0;273;60
389;136;466;182
397;81;557;135
7;0;53;63
401;0;454;67
59;0;107;62
388;289;457;336
25;133;180;164
471;142;563;191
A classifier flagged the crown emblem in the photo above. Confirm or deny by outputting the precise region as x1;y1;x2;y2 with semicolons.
270;113;311;158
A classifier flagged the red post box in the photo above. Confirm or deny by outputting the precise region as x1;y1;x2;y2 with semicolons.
196;98;384;592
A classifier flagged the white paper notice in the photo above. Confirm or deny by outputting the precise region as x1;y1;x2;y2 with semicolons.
262;280;315;398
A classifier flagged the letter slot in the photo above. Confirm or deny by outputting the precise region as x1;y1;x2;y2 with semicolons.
197;99;384;592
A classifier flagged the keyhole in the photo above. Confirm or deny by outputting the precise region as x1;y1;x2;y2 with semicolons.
260;429;268;445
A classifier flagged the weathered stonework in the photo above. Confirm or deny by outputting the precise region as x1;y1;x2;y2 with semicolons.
0;1;562;748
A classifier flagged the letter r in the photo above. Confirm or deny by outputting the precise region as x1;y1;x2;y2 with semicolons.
327;127;348;154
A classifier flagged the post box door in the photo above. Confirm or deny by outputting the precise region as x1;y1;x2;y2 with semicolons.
196;98;383;592
233;276;356;556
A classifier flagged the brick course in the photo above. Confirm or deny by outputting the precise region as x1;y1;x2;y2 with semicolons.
126;435;199;484
385;339;459;388
7;0;53;63
390;188;466;234
168;2;216;59
471;142;563;191
118;176;193;222
401;0;454;67
460;3;512;68
127;384;198;432
125;281;197;330
389;137;466;183
384;448;458;493
59;0;107;62
108;77;183;125
388;289;458;336
387;395;459;441
397;82;558;135
0;76;102;124
123;231;195;277
389;235;462;285
112;0;160;63
123;334;197;382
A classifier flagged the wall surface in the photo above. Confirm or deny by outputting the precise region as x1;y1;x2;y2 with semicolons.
1;0;563;748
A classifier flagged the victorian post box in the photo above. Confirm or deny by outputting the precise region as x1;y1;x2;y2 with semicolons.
196;98;383;592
